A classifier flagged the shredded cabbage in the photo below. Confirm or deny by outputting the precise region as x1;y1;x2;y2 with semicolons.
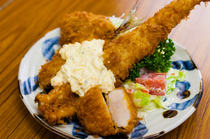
133;91;150;106
123;81;163;110
123;68;187;117
166;68;187;94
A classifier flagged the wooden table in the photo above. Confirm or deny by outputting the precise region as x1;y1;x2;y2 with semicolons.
0;0;210;138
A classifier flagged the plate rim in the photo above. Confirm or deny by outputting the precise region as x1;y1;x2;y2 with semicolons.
18;27;204;139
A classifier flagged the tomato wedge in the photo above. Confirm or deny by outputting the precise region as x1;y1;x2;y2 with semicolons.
136;73;166;96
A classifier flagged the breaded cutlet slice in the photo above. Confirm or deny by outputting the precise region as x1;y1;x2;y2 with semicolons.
77;86;118;137
107;87;138;134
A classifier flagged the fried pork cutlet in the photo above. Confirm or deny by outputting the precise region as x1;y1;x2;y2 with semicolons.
107;87;138;134
77;86;138;136
35;83;79;124
77;86;118;137
103;0;209;85
35;0;210;136
59;11;116;45
38;11;116;90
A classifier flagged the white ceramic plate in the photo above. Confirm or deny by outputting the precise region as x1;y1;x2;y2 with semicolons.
18;27;203;138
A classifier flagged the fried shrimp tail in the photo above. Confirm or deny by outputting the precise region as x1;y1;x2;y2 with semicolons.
35;0;210;137
115;0;145;36
103;0;209;85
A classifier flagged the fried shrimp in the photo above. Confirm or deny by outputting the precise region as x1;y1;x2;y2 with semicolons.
35;0;209;137
103;0;209;85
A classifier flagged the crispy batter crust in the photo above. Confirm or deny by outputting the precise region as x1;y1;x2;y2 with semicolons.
38;11;116;89
37;53;65;90
77;86;118;136
103;0;204;84
119;87;138;134
59;11;115;45
35;83;79;124
107;87;138;134
35;0;208;135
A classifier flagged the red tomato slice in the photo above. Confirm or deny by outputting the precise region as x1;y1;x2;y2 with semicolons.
136;73;166;96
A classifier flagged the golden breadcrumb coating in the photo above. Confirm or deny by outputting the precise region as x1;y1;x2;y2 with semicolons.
118;88;138;134
107;87;138;134
38;11;116;90
103;0;206;84
35;83;79;124
35;0;209;136
38;53;65;90
77;86;118;136
59;11;115;45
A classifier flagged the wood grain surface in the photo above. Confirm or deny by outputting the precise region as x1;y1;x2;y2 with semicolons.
0;0;210;138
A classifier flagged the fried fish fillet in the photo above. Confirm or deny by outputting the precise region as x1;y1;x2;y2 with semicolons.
38;11;116;90
77;86;118;137
35;83;79;124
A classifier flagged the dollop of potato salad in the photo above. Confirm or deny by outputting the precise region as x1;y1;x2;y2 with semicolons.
123;38;187;119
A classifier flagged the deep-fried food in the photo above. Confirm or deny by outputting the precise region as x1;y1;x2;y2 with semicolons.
59;11;116;45
77;86;118;136
38;11;116;90
107;87;138;134
35;83;79;124
77;86;138;136
38;53;65;90
50;39;116;97
103;0;209;85
35;0;210;137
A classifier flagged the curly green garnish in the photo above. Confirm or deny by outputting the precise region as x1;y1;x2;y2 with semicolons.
129;38;176;81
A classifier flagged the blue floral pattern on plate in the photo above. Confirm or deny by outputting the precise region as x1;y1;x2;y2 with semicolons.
20;76;39;95
131;122;148;139
176;80;191;99
42;36;60;60
18;28;203;139
168;94;198;111
71;122;88;139
171;60;196;70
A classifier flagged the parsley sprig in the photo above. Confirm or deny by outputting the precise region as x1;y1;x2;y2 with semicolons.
129;38;176;81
